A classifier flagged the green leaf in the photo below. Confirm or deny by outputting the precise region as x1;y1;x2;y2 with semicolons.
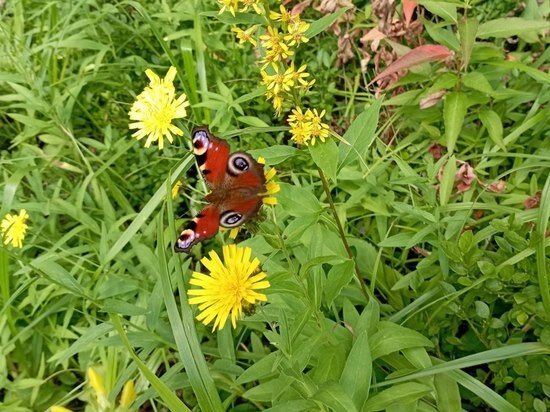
339;100;381;168
369;322;433;360
236;352;279;384
479;110;505;151
443;92;467;153
278;183;323;217
458;16;478;70
477;18;549;39
418;1;457;23
439;155;456;206
434;374;461;412
248;145;299;165
309;138;339;182
362;382;432;411
306;7;352;38
103;156;192;263
111;315;192;412
314;382;358;412
324;260;355;306
340;331;372;410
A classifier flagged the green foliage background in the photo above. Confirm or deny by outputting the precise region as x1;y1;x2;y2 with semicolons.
0;0;549;411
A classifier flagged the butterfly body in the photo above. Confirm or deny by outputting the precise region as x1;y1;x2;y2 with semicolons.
175;126;266;253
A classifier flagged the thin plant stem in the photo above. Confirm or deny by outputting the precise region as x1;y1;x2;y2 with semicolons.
317;167;372;301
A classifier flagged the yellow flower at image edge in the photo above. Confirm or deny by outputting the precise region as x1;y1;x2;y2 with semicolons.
188;245;270;331
128;66;190;150
258;156;280;205
50;407;72;412
1;209;29;248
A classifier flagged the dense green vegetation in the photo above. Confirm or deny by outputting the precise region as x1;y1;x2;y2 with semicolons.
1;0;549;411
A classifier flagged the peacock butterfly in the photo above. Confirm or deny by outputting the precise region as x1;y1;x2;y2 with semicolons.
174;126;266;253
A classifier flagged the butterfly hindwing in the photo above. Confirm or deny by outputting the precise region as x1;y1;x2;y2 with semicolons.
174;205;220;252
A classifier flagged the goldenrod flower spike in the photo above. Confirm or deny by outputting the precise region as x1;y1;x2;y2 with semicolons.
1;209;29;248
128;66;190;150
188;245;270;331
287;106;330;146
232;25;259;46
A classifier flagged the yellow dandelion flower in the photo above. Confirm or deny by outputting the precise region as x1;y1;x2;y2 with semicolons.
285;20;310;46
257;157;280;205
231;25;258;46
240;0;263;14
1;209;29;248
119;380;137;408
218;0;239;16
269;5;293;25
188;245;270;331
171;181;183;199
50;407;72;412
306;108;330;145
128;66;190;150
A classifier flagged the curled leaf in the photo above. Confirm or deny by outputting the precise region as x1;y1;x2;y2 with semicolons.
370;44;453;85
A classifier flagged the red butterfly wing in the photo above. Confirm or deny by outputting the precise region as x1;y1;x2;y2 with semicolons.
174;205;220;252
191;126;229;187
175;127;267;253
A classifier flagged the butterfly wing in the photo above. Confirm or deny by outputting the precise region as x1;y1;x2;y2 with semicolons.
174;205;220;252
217;151;266;228
175;127;267;253
191;126;230;188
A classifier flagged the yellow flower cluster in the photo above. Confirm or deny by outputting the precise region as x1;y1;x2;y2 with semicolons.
288;107;330;145
218;0;263;16
222;3;314;116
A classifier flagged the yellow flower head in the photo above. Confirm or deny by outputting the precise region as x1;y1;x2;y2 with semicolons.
188;245;270;331
265;90;284;115
261;65;296;96
231;25;258;46
240;0;264;14
218;0;239;16
128;66;190;150
1;209;29;248
171;181;183;199
288;107;330;146
306;108;330;145
87;367;110;409
50;407;72;412
285;20;310;46
119;380;137;408
290;64;311;87
260;26;293;63
257;156;280;205
269;5;295;25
